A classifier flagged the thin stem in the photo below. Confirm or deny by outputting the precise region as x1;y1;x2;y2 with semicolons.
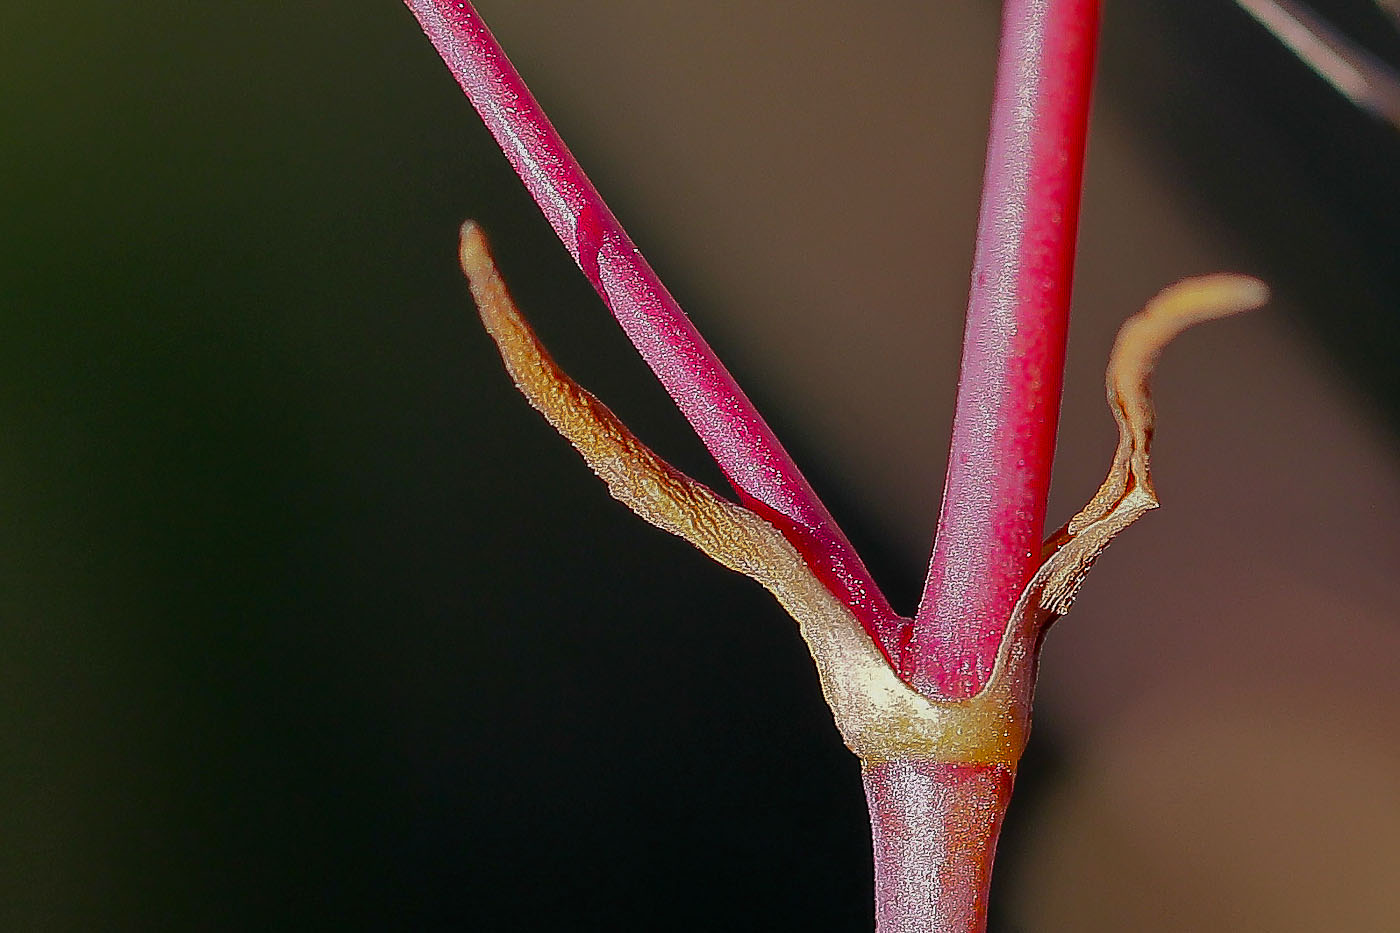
1235;0;1400;129
864;760;1013;933
404;0;903;650
910;0;1101;698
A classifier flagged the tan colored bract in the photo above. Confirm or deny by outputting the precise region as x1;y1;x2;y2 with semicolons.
461;220;1266;769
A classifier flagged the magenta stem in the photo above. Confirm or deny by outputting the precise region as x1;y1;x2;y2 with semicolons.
908;0;1101;699
412;3;1102;924
864;760;1013;933
404;0;903;650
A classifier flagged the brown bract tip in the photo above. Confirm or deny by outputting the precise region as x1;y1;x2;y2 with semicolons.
1043;273;1269;614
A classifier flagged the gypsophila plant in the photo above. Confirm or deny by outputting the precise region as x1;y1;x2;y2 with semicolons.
403;2;1267;928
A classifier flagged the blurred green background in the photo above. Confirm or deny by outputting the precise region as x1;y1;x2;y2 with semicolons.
2;1;1398;929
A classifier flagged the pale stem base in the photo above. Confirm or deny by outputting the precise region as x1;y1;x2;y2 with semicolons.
863;759;1014;933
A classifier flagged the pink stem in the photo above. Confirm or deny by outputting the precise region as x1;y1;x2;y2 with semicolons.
864;760;1013;933
908;0;1101;699
404;0;902;650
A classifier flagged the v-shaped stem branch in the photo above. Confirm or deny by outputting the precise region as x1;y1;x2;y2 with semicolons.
400;4;1231;932
460;218;1265;933
407;1;1105;712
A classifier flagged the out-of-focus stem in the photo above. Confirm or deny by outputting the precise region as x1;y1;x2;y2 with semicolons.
864;760;1014;933
403;0;903;651
909;0;1101;699
1235;0;1400;129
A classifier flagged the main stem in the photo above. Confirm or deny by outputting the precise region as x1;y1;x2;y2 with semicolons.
865;762;1014;933
908;0;1101;700
881;1;1100;929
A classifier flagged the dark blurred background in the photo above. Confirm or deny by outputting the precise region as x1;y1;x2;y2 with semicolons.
2;1;1398;929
